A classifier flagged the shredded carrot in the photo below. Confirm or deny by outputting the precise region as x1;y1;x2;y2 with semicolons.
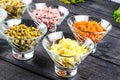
73;21;105;43
57;70;65;76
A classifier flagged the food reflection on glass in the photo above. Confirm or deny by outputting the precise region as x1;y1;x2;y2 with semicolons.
67;15;112;53
0;23;47;60
27;3;69;32
0;0;26;19
42;31;94;77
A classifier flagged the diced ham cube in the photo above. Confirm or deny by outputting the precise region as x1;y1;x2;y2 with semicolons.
32;6;61;30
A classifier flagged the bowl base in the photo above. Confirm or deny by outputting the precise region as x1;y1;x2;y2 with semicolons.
55;66;77;78
12;49;34;60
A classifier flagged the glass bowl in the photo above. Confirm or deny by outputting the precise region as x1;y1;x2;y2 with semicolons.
0;7;7;39
0;0;32;25
27;3;69;32
67;15;112;53
0;21;47;60
42;31;94;77
0;8;7;23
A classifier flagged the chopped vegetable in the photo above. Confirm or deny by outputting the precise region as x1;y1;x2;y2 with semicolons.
50;38;89;68
73;21;105;43
5;24;41;39
50;38;88;56
5;24;41;52
113;7;120;23
58;0;85;4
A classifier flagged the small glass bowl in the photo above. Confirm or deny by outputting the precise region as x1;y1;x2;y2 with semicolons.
27;3;69;32
42;31;94;77
0;0;32;25
0;21;47;60
67;15;112;53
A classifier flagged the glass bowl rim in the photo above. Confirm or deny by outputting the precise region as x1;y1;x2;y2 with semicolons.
28;2;69;9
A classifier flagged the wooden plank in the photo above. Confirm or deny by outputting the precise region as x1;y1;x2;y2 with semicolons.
1;40;120;80
91;35;120;66
1;0;120;80
0;45;120;80
0;59;49;80
78;56;120;80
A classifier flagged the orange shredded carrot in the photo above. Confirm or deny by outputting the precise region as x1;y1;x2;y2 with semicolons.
57;70;65;76
73;21;105;43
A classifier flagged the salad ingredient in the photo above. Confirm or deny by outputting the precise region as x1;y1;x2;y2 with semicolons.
73;21;105;43
50;38;88;56
5;24;41;39
50;38;89;68
113;7;120;23
58;0;85;4
33;7;61;30
5;24;41;52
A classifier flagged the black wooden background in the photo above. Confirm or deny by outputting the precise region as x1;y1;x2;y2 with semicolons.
0;0;120;80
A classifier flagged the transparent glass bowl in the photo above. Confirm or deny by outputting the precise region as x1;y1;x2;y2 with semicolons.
0;0;32;25
0;7;7;39
67;15;112;53
27;3;69;32
0;22;47;60
42;31;94;77
0;8;7;23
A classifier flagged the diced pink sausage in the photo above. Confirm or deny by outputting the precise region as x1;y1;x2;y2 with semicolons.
32;6;61;29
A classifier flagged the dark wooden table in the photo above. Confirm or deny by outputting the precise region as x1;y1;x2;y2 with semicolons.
0;0;120;80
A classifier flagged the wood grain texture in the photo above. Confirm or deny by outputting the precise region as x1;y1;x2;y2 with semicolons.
0;59;49;80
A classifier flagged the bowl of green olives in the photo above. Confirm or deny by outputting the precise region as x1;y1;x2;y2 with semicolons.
0;22;47;60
